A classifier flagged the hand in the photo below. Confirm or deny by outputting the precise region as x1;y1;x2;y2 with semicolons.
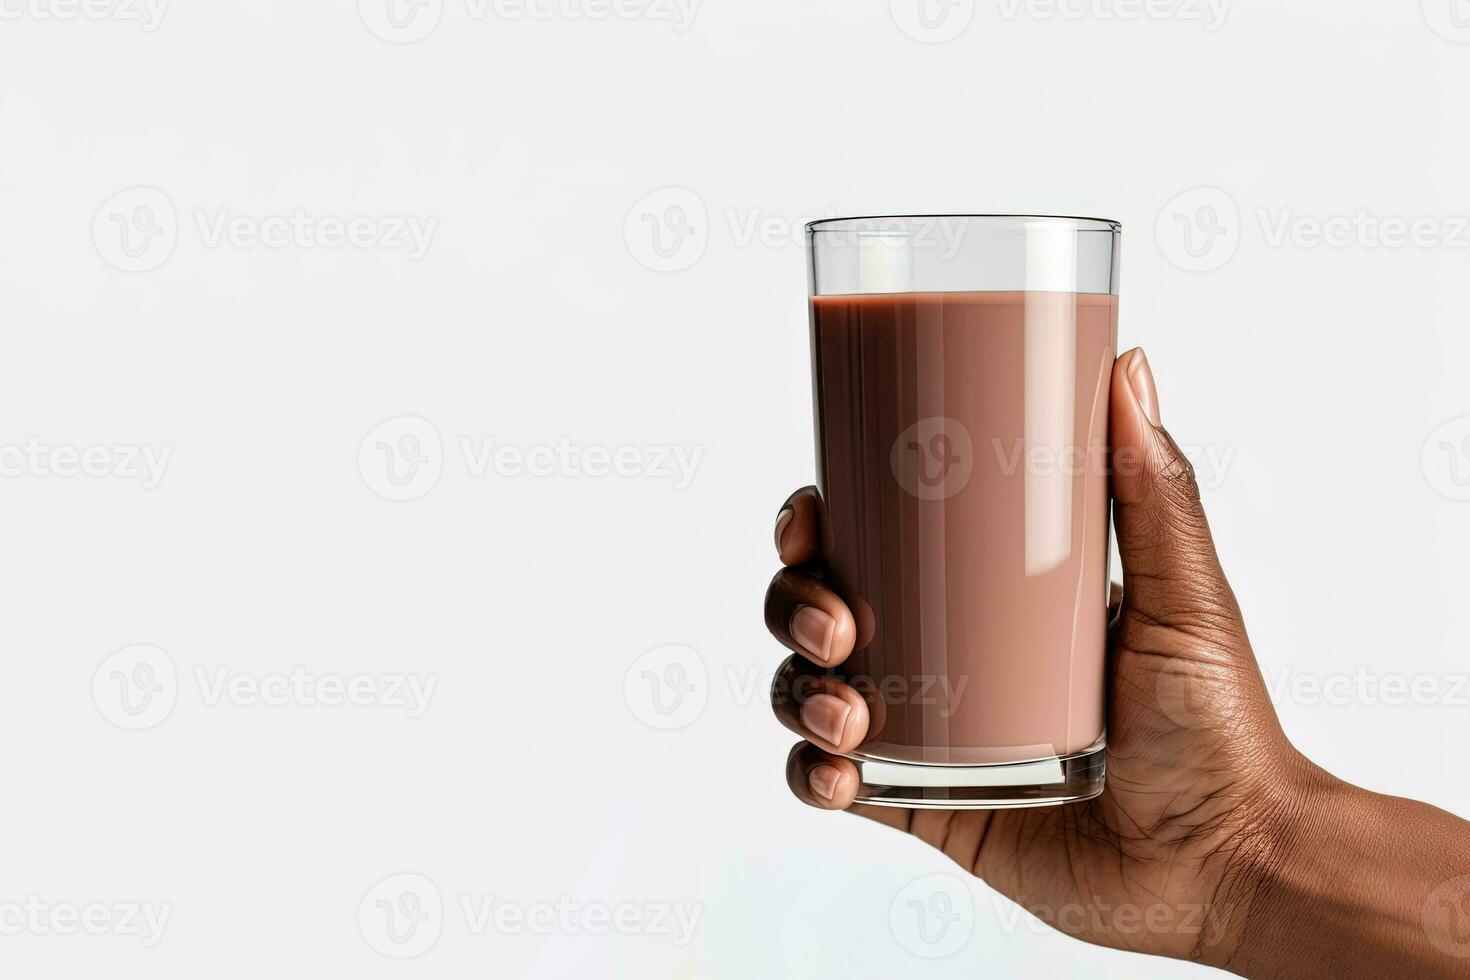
765;348;1470;976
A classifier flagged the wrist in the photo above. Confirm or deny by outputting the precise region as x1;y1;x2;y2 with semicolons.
1188;749;1338;974
1216;753;1470;978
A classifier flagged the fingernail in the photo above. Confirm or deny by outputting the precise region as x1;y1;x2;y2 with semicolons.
800;693;851;745
790;605;835;664
774;507;793;558
1127;348;1161;426
808;764;840;801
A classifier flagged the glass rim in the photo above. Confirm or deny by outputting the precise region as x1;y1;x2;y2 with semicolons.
806;214;1121;234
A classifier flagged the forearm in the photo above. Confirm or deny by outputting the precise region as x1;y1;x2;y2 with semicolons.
1224;765;1470;978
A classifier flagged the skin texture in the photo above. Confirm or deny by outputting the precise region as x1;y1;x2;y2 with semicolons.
766;349;1470;976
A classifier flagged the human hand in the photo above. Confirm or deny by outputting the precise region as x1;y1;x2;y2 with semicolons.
766;348;1470;976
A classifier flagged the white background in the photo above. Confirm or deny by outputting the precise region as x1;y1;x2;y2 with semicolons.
2;0;1469;976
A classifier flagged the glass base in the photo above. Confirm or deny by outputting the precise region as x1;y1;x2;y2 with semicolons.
849;743;1106;809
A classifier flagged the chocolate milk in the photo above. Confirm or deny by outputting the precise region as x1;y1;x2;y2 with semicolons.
811;290;1116;766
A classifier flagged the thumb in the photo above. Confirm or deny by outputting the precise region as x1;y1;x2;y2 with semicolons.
1110;348;1242;635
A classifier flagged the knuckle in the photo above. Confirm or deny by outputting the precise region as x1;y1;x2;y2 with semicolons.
1155;446;1201;507
762;569;796;634
769;656;825;713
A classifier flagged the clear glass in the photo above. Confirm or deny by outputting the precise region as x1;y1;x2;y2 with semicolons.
806;215;1120;808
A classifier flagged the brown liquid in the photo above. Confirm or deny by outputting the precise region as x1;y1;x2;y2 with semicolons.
811;290;1116;765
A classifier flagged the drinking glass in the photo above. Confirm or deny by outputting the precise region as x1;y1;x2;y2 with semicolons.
806;214;1120;807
